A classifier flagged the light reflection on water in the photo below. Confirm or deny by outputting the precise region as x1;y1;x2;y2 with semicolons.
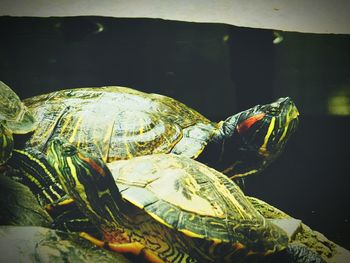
328;85;350;116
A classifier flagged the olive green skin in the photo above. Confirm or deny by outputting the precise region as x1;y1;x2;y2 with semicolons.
24;86;215;163
47;138;289;263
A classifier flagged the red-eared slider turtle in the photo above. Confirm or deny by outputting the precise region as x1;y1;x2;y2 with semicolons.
47;137;289;263
0;81;36;164
23;86;299;178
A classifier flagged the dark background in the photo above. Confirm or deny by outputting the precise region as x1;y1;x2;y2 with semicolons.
0;16;349;249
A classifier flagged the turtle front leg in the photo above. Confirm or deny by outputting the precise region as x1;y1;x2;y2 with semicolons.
79;232;165;263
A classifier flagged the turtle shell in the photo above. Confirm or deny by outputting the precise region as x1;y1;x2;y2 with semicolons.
107;153;288;255
0;81;36;134
24;86;216;162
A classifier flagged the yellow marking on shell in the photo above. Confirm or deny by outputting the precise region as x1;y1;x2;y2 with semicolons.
75;127;83;149
40;125;56;144
259;116;276;156
211;170;256;221
146;211;173;229
197;165;251;219
184;176;197;195
188;213;196;221
218;183;249;219
179;228;205;239
124;195;146;209
163;208;175;219
139;117;144;135
60;113;73;134
148;170;224;218
69;117;83;143
133;117;148;147
122;129;135;159
39;110;65;143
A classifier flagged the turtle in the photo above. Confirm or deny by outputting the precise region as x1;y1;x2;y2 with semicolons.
2;82;298;233
47;137;290;263
0;81;36;165
22;85;299;179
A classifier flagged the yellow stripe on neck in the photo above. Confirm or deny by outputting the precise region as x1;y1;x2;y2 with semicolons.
259;117;275;156
278;106;298;144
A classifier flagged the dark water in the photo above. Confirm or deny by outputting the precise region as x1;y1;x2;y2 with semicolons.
0;16;349;250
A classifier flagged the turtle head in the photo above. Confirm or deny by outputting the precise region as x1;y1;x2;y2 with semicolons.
220;97;299;178
47;137;123;224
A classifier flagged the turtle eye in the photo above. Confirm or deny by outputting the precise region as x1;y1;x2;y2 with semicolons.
267;104;281;115
62;143;77;156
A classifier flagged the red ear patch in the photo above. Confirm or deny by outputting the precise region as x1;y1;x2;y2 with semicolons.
78;153;107;177
237;113;266;134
